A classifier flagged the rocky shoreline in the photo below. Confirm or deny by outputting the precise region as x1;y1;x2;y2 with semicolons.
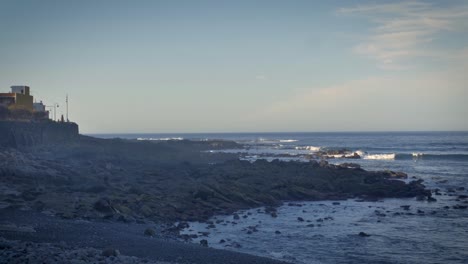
0;136;435;263
0;237;168;264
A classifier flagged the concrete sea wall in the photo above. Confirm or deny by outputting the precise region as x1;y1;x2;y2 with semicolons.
0;121;79;147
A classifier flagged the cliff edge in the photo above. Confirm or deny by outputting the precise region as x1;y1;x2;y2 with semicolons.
0;121;79;148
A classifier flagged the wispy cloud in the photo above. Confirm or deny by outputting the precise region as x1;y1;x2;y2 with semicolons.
249;66;468;131
339;1;468;69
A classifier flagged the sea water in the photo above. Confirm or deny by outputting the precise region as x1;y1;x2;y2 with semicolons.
92;132;468;263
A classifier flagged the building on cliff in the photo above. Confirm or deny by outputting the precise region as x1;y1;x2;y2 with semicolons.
33;101;46;112
0;86;34;111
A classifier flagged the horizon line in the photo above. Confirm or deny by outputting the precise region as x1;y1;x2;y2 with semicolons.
84;130;468;135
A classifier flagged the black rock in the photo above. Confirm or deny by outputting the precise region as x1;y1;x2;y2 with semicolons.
200;239;208;247
358;232;371;237
400;205;411;210
102;248;120;257
144;228;156;237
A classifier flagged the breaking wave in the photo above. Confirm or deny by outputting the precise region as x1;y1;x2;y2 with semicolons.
363;153;396;160
137;137;184;141
295;146;321;152
279;139;299;143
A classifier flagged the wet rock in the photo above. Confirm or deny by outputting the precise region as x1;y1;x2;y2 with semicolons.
386;171;408;179
358;232;371;237
139;205;153;217
101;248;120;257
0;241;12;250
144;228;156;237
339;163;361;169
319;160;329;167
400;205;411;211
416;195;426;201
199;239;208;247
375;210;386;217
21;189;41;201
32;200;46;211
93;198;114;215
231;242;242;248
199;231;210;236
177;222;190;229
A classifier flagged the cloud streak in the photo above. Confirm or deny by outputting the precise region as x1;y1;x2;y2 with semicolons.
339;1;468;69
251;66;468;131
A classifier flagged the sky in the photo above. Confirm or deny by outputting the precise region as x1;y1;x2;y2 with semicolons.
0;0;467;133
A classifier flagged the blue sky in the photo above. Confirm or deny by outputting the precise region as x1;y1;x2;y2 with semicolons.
0;0;467;133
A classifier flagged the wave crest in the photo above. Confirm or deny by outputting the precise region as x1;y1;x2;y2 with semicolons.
295;146;321;152
137;137;184;141
363;153;396;160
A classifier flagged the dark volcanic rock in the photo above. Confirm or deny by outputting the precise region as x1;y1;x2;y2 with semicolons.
200;239;208;247
144;228;156;237
93;198;114;215
102;248;120;257
0;135;431;223
358;232;371;237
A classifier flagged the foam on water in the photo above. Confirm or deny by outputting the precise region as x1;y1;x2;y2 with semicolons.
295;146;321;152
136;137;184;141
279;139;299;143
363;153;396;160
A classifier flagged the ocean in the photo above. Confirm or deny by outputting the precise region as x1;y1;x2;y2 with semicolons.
91;132;468;263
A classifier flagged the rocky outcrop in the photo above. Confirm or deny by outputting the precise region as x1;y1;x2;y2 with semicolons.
0;137;431;223
0;121;79;148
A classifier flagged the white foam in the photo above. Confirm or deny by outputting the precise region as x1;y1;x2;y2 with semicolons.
137;137;184;141
412;152;424;157
363;153;395;160
354;150;366;157
295;146;321;152
279;139;299;143
326;153;357;158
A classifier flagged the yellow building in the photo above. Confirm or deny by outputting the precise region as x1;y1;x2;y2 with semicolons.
0;86;34;111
